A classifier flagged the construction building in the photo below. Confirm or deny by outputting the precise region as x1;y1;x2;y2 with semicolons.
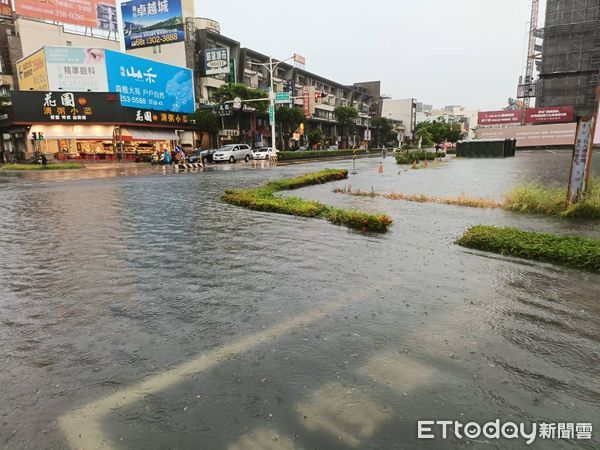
537;0;600;117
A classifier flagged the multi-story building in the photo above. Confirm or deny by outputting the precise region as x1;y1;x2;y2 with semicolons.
3;1;387;151
192;26;379;148
379;98;417;139
537;0;600;117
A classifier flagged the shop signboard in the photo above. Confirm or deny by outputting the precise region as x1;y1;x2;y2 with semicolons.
218;129;240;137
10;91;122;123
524;106;575;124
105;50;194;113
121;0;184;50
477;110;523;126
122;107;193;127
45;47;109;92
204;48;230;75
16;48;49;90
302;86;310;118
13;0;117;31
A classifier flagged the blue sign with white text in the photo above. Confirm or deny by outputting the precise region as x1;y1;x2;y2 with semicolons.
121;0;184;50
105;50;194;114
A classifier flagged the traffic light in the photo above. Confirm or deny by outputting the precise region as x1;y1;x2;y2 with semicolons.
314;91;326;104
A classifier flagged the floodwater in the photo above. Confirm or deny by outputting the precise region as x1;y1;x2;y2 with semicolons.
0;151;598;449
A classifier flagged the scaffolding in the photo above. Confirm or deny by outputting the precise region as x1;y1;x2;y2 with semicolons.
537;0;600;117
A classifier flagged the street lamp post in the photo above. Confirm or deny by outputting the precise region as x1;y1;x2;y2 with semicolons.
249;54;303;151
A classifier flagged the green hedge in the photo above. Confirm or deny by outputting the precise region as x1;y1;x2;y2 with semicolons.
395;151;444;164
457;225;600;273
278;149;367;160
222;169;393;233
0;163;85;170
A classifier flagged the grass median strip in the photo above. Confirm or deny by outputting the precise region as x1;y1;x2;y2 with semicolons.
0;163;85;170
457;225;600;273
222;169;393;233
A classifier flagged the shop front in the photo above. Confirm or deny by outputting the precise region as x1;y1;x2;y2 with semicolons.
0;91;195;162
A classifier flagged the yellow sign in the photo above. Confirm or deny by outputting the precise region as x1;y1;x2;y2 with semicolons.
16;49;49;91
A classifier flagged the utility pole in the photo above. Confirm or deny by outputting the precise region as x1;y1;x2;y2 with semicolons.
269;57;277;151
249;54;305;151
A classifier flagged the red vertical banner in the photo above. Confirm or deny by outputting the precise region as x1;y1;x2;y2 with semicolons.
303;86;311;118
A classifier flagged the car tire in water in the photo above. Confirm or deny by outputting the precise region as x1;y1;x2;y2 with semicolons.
202;157;207;164
245;155;250;162
229;156;235;163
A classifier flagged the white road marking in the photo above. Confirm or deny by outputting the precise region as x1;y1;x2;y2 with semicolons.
296;382;392;447
358;352;436;395
59;290;371;450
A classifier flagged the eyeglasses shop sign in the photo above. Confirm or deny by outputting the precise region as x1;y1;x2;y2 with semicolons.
205;48;229;75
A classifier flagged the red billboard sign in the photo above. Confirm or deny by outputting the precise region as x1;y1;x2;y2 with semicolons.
524;106;575;124
14;0;116;30
478;110;523;126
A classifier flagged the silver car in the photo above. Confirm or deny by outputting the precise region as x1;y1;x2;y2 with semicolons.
213;144;253;163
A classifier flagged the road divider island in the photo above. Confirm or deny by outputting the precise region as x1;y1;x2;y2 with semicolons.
457;225;600;274
222;169;393;233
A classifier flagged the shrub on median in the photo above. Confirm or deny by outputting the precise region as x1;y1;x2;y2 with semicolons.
457;225;600;273
222;169;393;233
395;151;444;164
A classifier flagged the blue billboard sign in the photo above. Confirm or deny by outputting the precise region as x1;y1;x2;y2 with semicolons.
104;50;195;114
121;0;184;50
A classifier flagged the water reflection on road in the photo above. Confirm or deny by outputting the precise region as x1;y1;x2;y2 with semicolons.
0;150;598;449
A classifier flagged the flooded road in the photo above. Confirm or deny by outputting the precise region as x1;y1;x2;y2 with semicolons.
0;151;599;449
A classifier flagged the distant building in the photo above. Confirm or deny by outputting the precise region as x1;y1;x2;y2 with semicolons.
380;98;417;138
416;105;479;140
416;102;433;113
537;0;600;117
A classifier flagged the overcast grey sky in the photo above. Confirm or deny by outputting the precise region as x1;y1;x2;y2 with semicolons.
197;0;544;111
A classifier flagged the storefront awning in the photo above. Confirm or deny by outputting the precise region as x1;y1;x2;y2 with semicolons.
121;127;179;142
30;125;115;140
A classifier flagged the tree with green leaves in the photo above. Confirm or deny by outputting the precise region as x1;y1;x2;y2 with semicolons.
334;106;358;149
276;106;305;150
370;117;394;148
193;109;219;148
307;128;324;149
414;119;463;146
413;126;434;146
212;83;269;112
